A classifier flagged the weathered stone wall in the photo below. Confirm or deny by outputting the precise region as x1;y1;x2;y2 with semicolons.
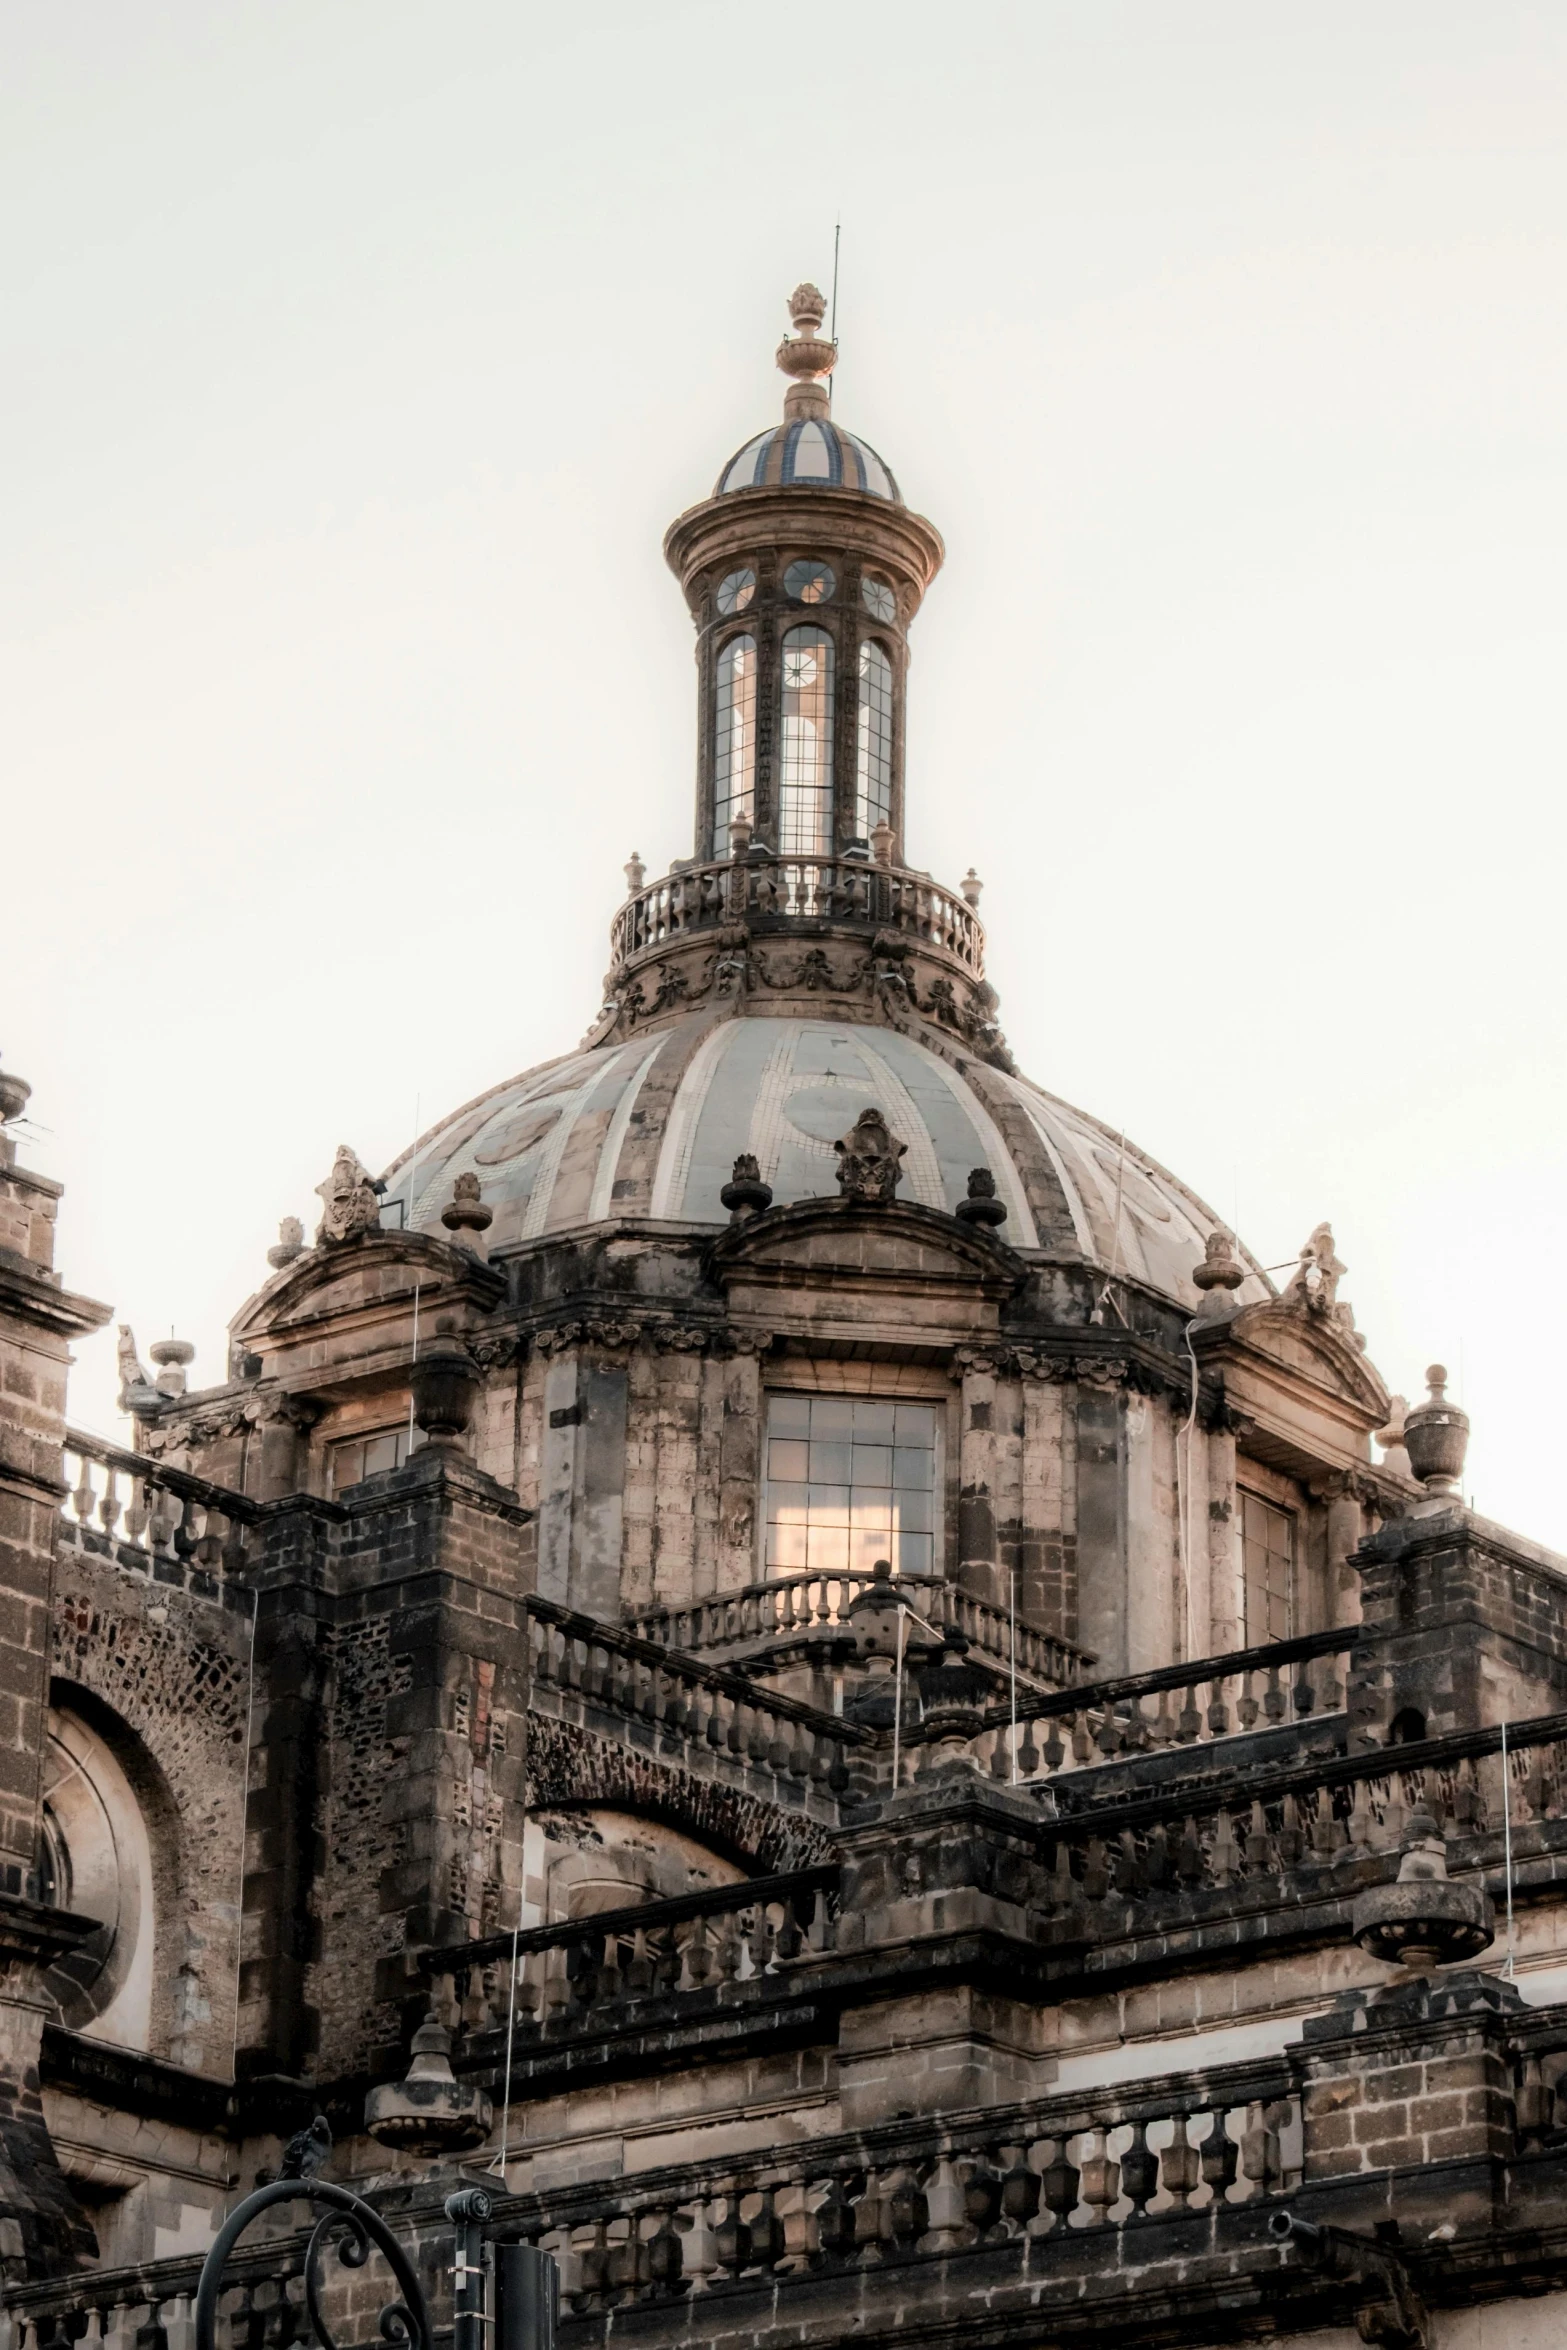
49;1532;250;2077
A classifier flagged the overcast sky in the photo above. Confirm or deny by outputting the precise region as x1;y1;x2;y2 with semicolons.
6;2;1566;1544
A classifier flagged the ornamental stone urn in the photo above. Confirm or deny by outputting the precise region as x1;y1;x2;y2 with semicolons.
410;1346;482;1452
1402;1364;1469;1511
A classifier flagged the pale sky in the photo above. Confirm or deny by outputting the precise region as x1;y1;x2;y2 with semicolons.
7;3;1566;1545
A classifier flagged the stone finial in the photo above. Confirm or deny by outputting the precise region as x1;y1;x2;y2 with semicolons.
954;1166;1007;1229
728;807;754;860
870;816;894;869
267;1215;306;1270
834;1108;906;1203
776;282;836;421
441;1171;494;1260
149;1337;194;1400
364;2011;491;2155
1350;1805;1493;1972
315;1145;381;1246
115;1325;155;1413
1191;1229;1246;1323
0;1056;29;1172
1402;1364;1469;1511
1374;1395;1414;1483
624;849;646;894
960;869;983;909
720;1152;773;1225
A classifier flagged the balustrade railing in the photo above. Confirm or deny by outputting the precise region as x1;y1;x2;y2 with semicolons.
58;1430;261;1584
489;2057;1301;2302
917;1625;1361;1791
609;855;985;977
1017;1708;1567;1914
425;1864;839;2046
627;1571;1091;1692
525;1595;868;1800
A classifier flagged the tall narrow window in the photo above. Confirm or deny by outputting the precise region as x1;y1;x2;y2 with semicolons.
712;634;757;855
1240;1491;1294;1642
779;624;834;856
764;1394;937;1579
855;639;893;838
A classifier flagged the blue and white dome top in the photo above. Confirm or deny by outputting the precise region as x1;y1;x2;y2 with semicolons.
716;418;901;502
712;279;903;505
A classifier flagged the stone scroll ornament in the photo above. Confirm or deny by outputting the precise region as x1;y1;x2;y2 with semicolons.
833;1108;907;1202
194;2118;439;2350
315;1145;382;1245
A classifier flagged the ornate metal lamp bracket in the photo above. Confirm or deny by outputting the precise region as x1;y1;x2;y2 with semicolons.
194;2122;435;2350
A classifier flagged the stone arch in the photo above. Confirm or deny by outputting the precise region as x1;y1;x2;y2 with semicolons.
526;1719;834;1875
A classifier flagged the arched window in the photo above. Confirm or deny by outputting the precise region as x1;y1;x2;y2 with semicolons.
711;633;757;855
779;624;834;857
855;639;894;838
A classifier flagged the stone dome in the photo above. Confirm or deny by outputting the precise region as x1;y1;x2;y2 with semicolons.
378;1011;1271;1315
715;418;901;503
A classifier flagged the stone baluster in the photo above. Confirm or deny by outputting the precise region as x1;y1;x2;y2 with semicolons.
125;1474;149;1547
1201;2108;1239;2203
884;2165;928;2249
1177;1683;1202;1742
577;2217;611;2304
921;2156;969;2251
1207;1675;1231;1737
1040;2136;1080;2230
160;2296;196;2350
99;1467;124;1540
998;2141;1040;2231
1178;1817;1204;1886
712;2186;751;2278
1159;2111;1202;2209
1210;1809;1241;1884
70;1451;96;1524
812;2173;858;2260
682;2196;720;2292
101;2306;138;2350
1078;2127;1120;2223
1119;2120;1158;2218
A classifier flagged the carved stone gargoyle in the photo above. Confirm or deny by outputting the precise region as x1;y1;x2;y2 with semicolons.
315;1145;382;1245
834;1108;906;1203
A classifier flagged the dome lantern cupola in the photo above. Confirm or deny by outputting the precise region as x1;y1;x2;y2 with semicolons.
665;284;944;871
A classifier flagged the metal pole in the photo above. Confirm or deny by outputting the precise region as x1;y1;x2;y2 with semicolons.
498;2244;559;2350
446;2187;494;2350
891;1602;908;1791
1501;1715;1516;1977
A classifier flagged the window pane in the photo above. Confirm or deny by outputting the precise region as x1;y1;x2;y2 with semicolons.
768;1438;810;1482
897;1488;933;1535
897;1531;934;1575
363;1434;400;1476
1240;1491;1294;1644
893;1404;936;1445
855;638;894;838
809;1396;853;1435
767;1521;809;1571
712;633;757;855
767;1480;809;1523
892;1445;933;1491
769;1394;810;1436
851;1400;896;1439
852;1443;893;1488
809;1440;852;1483
808;1483;852;1520
779;625;834;857
808;1524;850;1572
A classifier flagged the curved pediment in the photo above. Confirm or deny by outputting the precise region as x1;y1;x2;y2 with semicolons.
1202;1293;1392;1429
708;1195;1024;1305
230;1229;504;1346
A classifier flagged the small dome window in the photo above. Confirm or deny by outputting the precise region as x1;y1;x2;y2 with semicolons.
862;577;896;623
784;558;835;606
715;568;755;616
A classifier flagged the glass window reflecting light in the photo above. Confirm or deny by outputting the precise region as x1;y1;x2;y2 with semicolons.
861;577;896;623
1241;1491;1294;1642
764;1394;937;1578
779;626;834;856
333;1427;421;1489
855;639;894;838
716;568;756;616
712;633;758;854
783;558;836;605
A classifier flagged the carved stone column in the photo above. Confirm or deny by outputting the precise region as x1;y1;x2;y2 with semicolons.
954;1352;1002;1606
1205;1419;1242;1655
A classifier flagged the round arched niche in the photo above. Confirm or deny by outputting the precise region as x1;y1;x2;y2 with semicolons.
40;1701;157;2051
535;1807;747;1923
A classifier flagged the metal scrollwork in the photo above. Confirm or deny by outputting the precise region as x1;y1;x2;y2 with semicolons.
194;2120;433;2350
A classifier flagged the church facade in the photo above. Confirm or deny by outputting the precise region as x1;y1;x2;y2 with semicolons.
3;285;1567;2350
